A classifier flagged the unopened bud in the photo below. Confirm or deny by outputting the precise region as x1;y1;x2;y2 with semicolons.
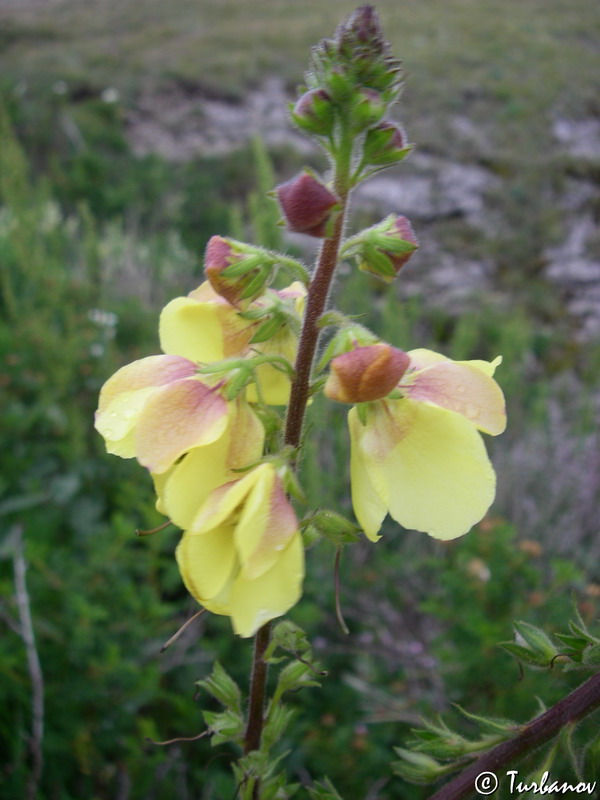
324;343;410;404
326;68;354;103
357;215;419;282
204;236;269;306
291;88;334;137
276;172;339;238
363;121;412;166
350;88;386;131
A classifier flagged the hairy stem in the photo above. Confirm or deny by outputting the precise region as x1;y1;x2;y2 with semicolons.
428;670;600;800
243;135;353;769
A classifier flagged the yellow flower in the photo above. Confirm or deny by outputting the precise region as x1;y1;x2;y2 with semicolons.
175;463;304;637
348;348;506;541
153;397;265;526
94;354;229;473
160;280;305;405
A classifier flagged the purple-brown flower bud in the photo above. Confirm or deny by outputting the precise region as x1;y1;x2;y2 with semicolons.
357;215;419;282
350;88;386;131
291;89;334;137
276;172;339;238
204;236;269;307
324;343;410;404
363;121;412;166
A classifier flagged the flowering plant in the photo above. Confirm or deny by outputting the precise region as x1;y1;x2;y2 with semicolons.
95;6;507;795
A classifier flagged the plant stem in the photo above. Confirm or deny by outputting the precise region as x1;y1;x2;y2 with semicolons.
427;670;600;800
243;132;353;768
244;622;272;755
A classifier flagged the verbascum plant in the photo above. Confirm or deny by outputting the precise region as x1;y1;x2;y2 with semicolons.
94;6;509;796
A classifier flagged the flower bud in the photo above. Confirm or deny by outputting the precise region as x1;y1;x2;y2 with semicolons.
324;343;410;404
204;236;269;307
275;172;339;238
350;88;386;131
325;68;354;103
363;121;412;166
291;88;334;137
356;215;419;282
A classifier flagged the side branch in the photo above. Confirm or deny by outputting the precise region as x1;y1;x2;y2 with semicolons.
12;525;45;800
428;670;600;800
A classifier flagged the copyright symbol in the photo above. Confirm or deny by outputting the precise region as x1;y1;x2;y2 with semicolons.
474;771;499;795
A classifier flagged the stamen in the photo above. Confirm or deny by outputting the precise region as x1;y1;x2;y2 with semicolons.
334;548;350;635
135;520;172;537
145;730;209;746
160;608;206;653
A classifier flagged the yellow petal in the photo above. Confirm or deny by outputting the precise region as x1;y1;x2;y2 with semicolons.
161;438;232;529
97;355;197;415
348;408;388;540
95;386;156;452
95;355;197;455
235;466;298;579
176;525;237;603
190;467;261;532
246;329;297;406
160;290;254;363
160;398;265;529
404;360;506;435
135;379;229;473
229;534;305;637
226;398;266;468
364;399;496;540
159;297;227;363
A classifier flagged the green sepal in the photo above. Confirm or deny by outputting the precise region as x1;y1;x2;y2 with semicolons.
306;509;361;546
262;703;296;753
195;661;242;716
269;660;321;707
581;643;600;667
454;706;518;736
306;778;344;799
249;314;285;344
392;748;448;785
513;620;557;661
498;642;552;668
202;708;245;746
264;620;312;664
356;403;369;425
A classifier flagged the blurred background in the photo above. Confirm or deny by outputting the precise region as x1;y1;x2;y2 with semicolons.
0;1;599;797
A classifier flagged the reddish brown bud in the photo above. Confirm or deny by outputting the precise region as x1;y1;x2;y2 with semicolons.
363;121;411;166
387;216;418;272
292;89;334;136
358;215;419;281
276;172;339;238
324;343;410;404
204;236;268;306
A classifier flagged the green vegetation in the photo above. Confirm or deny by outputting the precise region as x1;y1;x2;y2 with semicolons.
1;1;599;797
